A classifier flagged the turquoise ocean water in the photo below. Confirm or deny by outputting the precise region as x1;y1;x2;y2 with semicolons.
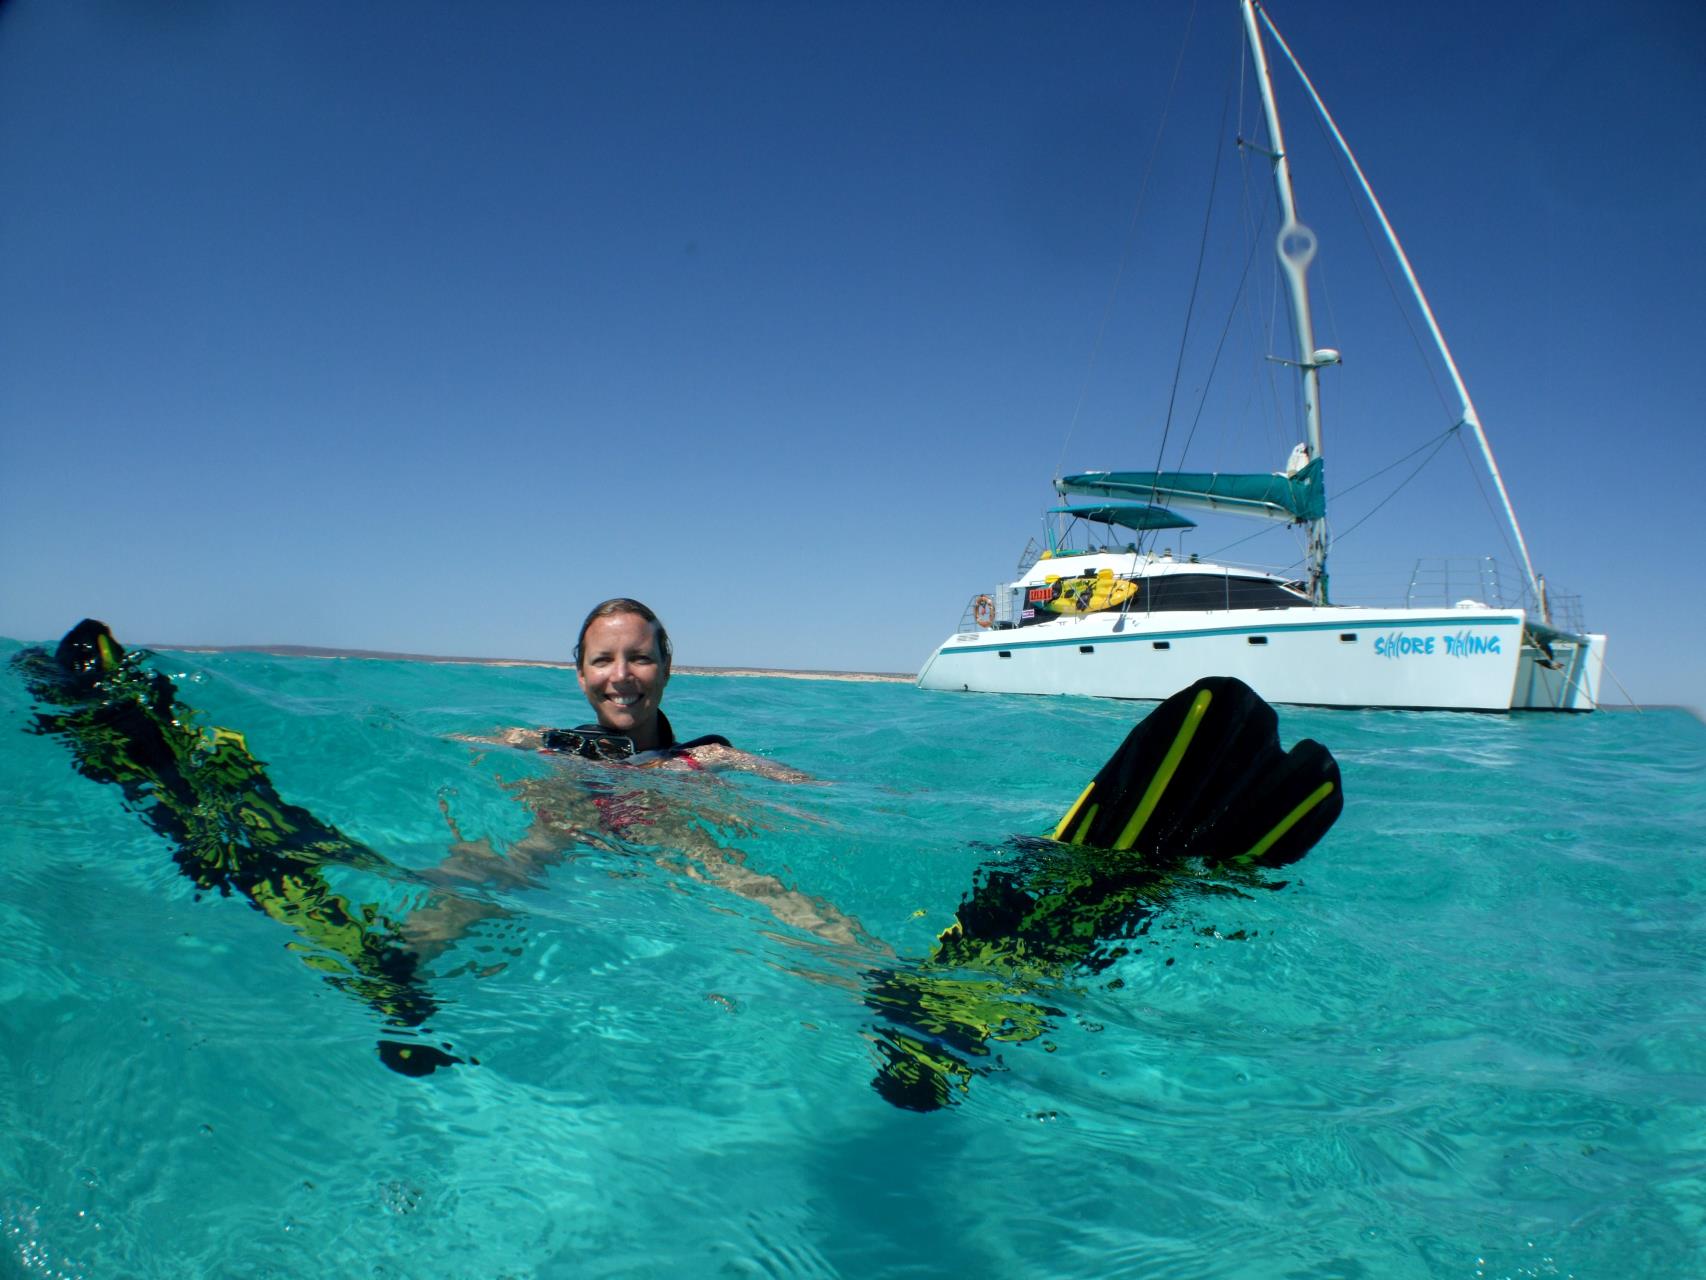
3;635;1704;1279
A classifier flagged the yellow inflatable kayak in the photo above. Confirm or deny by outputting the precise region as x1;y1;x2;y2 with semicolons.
1040;568;1137;615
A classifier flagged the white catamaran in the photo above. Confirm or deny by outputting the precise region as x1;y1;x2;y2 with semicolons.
917;0;1606;713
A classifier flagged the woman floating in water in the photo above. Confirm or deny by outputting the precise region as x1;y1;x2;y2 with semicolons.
426;597;876;948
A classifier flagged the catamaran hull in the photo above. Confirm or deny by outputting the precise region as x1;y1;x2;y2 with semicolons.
1512;629;1606;711
916;606;1569;711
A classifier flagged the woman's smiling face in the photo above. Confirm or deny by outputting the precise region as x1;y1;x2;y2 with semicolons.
576;611;669;747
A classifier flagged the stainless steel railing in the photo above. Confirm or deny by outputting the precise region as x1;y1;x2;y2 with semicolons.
1405;556;1588;631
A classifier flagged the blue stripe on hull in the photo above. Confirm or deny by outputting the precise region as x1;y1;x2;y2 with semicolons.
931;613;1522;658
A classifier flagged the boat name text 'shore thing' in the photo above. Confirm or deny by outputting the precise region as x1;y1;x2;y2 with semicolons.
1373;631;1503;660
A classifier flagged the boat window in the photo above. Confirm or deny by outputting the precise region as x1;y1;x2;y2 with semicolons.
1014;572;1304;626
1247;635;1269;645
1339;633;1357;642
1079;645;1094;654
997;651;1012;659
1152;641;1170;650
1135;573;1309;613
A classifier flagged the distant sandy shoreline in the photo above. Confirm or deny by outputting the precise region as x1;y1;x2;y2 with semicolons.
159;643;915;684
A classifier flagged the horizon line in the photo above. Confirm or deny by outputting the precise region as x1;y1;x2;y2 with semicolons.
146;641;917;684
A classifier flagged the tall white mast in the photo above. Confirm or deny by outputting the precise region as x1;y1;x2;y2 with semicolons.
1253;2;1548;619
1240;0;1332;604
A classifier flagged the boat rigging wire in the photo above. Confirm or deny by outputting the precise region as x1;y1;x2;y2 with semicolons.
1174;155;1274;470
1332;421;1460;501
1600;659;1643;712
1298;72;1456;421
1197;517;1309;569
1328;427;1458;546
1145;78;1238;506
1233;37;1293;462
1052;0;1202;484
1115;58;1240;624
1453;427;1526;578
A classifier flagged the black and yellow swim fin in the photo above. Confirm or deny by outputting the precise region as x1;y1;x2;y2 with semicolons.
1048;674;1341;866
867;676;1343;1111
14;619;466;1076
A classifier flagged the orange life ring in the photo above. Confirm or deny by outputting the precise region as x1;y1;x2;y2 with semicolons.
973;595;995;628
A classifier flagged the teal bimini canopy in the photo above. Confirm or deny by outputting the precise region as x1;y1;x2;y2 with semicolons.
1049;503;1197;532
1057;458;1325;523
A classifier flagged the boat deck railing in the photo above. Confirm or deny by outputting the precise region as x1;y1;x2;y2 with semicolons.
1540;588;1587;635
957;591;1014;633
1015;537;1043;576
1404;557;1589;632
1405;556;1510;610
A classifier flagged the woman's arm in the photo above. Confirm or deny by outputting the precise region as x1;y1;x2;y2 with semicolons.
680;741;819;783
449;726;544;750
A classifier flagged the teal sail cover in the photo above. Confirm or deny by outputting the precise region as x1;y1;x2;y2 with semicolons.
1057;458;1325;523
1049;503;1197;531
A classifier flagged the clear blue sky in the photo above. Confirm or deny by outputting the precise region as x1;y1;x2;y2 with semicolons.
2;1;1701;711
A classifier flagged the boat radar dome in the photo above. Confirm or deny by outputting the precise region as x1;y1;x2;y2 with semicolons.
1311;347;1341;366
